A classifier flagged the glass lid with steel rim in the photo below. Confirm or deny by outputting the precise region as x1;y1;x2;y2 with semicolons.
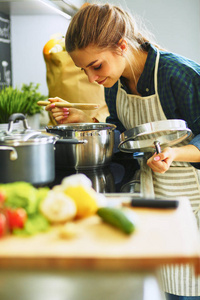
118;119;192;153
0;113;59;145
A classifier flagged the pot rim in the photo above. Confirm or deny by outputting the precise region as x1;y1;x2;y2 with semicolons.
46;122;116;132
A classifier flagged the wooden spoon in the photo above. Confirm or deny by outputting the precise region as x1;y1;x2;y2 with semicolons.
37;101;100;110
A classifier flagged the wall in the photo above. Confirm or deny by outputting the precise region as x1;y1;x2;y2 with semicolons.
10;0;200;96
113;0;200;62
11;14;70;96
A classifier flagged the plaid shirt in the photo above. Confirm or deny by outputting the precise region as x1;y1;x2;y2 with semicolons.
105;44;200;152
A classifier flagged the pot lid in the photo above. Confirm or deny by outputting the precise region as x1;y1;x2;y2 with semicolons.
0;130;59;145
118;119;192;153
0;113;59;145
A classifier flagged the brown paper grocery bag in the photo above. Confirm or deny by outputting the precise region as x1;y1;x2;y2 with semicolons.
44;51;109;124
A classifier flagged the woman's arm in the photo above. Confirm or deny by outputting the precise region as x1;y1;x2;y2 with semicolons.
153;55;200;172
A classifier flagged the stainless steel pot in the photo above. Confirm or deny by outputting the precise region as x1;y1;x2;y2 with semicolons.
46;123;116;170
0;113;59;186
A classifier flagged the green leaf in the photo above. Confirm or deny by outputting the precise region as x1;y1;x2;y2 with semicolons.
0;83;47;123
2;182;50;215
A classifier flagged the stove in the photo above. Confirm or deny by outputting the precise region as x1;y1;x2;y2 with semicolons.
49;152;140;194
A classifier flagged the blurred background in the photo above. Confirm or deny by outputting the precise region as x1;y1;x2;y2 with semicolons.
0;0;199;96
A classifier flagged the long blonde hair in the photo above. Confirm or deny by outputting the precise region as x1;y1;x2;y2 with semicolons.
65;3;157;54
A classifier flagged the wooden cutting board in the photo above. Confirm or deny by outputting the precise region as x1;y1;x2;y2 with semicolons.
0;198;199;272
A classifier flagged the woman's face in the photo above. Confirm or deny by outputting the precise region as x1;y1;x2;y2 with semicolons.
69;45;126;88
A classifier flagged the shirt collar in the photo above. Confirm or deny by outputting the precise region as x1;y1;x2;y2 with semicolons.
137;44;158;96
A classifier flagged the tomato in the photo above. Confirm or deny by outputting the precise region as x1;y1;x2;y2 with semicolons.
6;208;27;231
0;212;7;237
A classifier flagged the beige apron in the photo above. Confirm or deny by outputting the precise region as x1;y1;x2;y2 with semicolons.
116;50;200;296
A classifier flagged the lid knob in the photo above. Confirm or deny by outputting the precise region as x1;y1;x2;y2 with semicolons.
7;113;30;133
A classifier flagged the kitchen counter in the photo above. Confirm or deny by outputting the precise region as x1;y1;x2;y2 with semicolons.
0;197;199;272
0;197;199;300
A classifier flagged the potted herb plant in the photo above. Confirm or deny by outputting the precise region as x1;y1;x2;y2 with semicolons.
0;83;47;129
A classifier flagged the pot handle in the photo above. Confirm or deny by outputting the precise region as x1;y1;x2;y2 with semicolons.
0;146;18;161
7;113;30;133
56;139;88;145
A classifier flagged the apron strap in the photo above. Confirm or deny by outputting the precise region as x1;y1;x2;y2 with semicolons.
138;157;155;198
154;49;160;96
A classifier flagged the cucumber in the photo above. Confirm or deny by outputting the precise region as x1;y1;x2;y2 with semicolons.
97;207;137;234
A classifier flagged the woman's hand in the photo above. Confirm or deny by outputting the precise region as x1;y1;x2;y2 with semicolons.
147;144;200;173
147;147;176;173
45;97;93;124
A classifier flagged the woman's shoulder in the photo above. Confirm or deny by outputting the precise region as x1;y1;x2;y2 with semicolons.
147;46;200;92
157;46;200;76
149;44;199;72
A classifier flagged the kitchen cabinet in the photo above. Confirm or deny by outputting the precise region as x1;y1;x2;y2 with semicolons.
0;197;199;300
0;0;84;16
0;11;12;88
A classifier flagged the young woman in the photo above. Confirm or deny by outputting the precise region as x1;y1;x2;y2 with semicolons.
46;4;200;299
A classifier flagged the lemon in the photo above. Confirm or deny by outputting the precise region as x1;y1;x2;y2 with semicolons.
64;186;98;218
43;39;59;55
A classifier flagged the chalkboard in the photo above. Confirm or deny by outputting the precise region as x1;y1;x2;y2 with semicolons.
0;12;12;89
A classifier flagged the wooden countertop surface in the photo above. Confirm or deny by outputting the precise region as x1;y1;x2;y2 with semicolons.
0;197;200;273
